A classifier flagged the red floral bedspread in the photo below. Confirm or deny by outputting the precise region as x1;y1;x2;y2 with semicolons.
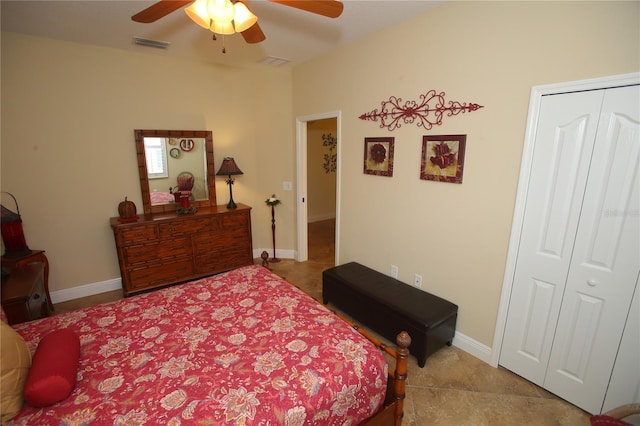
10;265;387;425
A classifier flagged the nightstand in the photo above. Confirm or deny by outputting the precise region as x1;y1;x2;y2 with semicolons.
1;249;53;312
1;262;50;324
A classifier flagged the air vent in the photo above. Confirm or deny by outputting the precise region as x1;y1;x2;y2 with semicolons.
133;37;170;49
259;56;290;67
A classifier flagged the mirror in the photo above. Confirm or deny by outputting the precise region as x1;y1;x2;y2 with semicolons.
135;129;217;214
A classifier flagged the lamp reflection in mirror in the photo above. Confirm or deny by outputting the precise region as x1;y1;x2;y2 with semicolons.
216;157;243;209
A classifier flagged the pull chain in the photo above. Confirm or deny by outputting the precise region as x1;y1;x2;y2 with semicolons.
211;33;227;54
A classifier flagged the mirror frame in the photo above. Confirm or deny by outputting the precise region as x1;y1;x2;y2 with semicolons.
135;129;217;215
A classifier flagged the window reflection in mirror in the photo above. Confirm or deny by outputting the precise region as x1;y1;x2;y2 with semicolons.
145;137;209;205
144;138;169;179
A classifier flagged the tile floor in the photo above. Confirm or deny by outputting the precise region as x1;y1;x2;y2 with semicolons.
54;219;591;425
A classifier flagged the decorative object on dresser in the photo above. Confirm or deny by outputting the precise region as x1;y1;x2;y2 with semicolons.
1;262;50;324
175;171;196;214
110;204;253;296
117;196;138;223
216;157;243;209
1;249;53;313
265;194;281;262
0;192;30;257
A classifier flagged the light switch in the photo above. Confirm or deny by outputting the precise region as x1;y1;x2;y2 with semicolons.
282;181;293;191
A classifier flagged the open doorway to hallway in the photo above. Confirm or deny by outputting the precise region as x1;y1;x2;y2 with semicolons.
306;118;337;264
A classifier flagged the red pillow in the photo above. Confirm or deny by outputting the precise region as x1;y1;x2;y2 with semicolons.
590;415;631;426
24;329;80;407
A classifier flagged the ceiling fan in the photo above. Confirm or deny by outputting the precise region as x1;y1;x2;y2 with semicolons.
132;0;344;45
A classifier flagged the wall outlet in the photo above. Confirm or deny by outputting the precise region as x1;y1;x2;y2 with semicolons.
390;265;399;279
282;181;293;191
414;274;423;289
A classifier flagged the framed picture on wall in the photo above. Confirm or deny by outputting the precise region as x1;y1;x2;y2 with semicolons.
363;137;394;177
420;134;466;184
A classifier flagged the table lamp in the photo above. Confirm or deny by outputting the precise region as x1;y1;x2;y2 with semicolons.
216;157;243;209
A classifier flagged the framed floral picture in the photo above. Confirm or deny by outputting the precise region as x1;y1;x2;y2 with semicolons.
420;134;467;184
363;137;394;177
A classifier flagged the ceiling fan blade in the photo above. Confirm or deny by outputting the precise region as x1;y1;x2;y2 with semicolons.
132;0;192;23
269;0;343;18
241;22;266;44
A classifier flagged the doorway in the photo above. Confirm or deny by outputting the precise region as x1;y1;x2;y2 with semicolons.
295;112;341;264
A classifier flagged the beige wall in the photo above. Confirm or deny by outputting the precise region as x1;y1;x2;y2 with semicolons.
1;32;295;292
292;1;639;348
307;118;337;222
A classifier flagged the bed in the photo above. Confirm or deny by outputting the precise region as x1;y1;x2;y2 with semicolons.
2;264;410;425
150;191;175;205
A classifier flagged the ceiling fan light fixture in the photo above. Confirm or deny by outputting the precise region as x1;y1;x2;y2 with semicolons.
185;0;210;29
233;2;257;33
208;0;235;23
210;20;235;35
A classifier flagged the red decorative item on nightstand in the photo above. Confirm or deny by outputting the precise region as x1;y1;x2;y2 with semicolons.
1;192;30;257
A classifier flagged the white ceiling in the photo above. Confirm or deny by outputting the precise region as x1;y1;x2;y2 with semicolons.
1;0;445;68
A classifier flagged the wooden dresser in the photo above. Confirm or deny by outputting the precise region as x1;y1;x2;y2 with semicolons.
110;204;253;296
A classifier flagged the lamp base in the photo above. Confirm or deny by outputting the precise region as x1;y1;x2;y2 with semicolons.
227;199;237;209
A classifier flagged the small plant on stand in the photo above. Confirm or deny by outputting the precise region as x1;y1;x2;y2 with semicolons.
265;194;281;262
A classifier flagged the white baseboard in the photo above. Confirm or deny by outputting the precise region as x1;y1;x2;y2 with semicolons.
50;278;121;304
253;248;296;261
452;331;493;365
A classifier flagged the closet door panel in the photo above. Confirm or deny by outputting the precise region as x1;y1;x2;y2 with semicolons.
602;274;640;412
545;85;640;413
500;91;604;384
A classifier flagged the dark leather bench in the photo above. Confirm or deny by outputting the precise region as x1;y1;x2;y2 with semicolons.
323;262;458;367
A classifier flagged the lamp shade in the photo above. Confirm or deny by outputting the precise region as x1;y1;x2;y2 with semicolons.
184;0;210;29
233;2;257;33
216;157;243;176
210;20;235;35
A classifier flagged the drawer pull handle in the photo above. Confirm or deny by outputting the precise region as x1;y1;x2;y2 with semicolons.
33;293;40;300
587;279;597;287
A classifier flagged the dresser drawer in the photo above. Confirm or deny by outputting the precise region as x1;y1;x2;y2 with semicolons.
158;218;218;237
128;259;194;290
192;227;249;252
195;245;252;273
124;238;191;264
119;224;158;243
221;213;248;229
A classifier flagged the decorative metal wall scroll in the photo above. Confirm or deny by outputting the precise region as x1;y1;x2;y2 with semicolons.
359;90;483;131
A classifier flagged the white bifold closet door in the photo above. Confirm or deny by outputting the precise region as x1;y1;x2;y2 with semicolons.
500;84;639;414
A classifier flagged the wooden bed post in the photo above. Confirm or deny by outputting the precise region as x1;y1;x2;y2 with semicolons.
394;331;411;426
